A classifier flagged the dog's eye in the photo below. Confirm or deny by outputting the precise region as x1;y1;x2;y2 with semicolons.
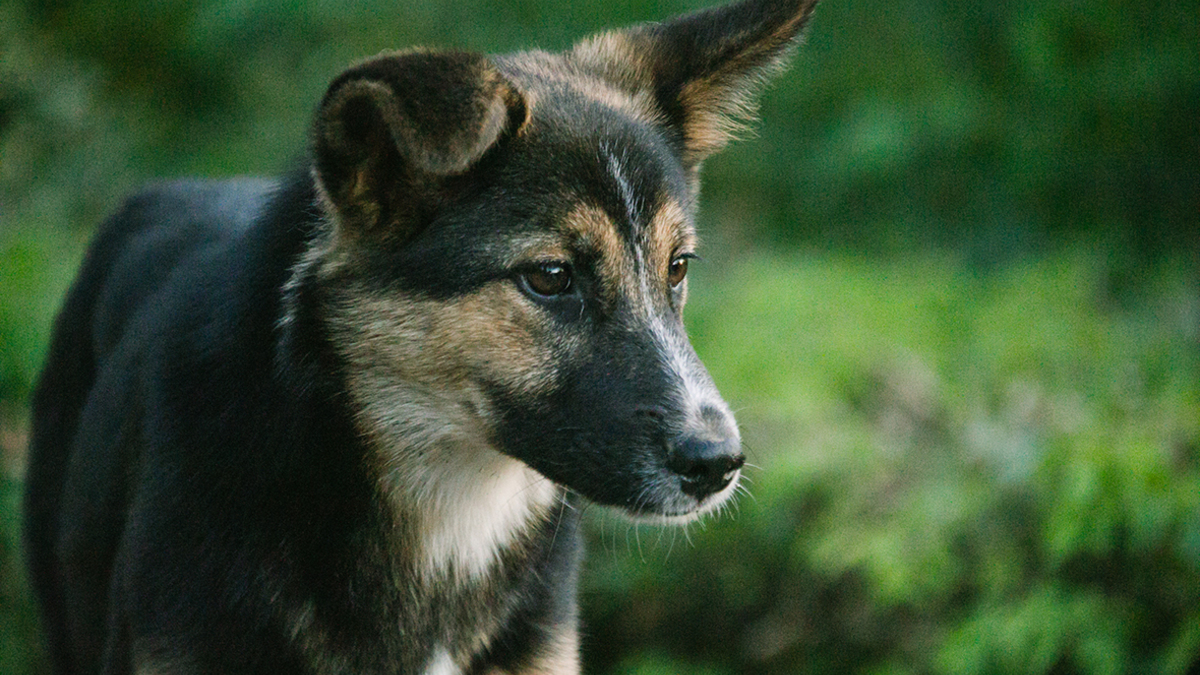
520;262;573;298
667;255;693;288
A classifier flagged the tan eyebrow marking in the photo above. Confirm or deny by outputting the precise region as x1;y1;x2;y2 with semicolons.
647;198;696;271
557;203;636;304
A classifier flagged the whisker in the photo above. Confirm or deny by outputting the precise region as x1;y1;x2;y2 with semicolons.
736;482;758;504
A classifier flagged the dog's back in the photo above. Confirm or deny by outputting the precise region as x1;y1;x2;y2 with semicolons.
24;179;276;670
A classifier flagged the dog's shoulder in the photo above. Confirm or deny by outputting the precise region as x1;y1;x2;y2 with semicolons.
83;177;278;359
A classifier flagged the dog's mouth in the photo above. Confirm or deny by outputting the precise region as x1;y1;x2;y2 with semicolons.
614;456;745;524
487;364;746;524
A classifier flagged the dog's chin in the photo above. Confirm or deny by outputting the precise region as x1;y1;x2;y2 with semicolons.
615;470;743;526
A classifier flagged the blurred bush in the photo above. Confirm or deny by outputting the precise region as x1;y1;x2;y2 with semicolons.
3;0;1196;256
2;0;1197;672
583;253;1199;674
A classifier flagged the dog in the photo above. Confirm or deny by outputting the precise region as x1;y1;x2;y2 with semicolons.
24;0;820;672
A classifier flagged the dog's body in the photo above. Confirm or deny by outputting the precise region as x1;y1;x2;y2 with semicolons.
24;1;818;673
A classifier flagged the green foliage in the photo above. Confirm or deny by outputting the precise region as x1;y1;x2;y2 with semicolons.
0;472;45;675
583;253;1199;674
4;0;1196;257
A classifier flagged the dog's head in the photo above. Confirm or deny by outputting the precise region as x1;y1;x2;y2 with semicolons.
306;0;818;521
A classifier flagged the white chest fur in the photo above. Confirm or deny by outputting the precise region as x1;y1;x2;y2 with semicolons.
405;443;559;581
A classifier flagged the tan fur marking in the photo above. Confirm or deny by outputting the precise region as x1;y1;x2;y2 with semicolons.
579;34;664;125
505;48;663;126
571;32;646;83
573;28;756;163
558;203;636;303
323;276;568;581
648;198;696;265
569;33;651;95
551;200;698;317
571;1;818;167
331;282;560;396
677;74;764;163
514;88;536;136
645;198;697;309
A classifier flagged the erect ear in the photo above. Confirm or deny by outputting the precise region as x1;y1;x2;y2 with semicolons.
312;51;527;236
571;0;819;169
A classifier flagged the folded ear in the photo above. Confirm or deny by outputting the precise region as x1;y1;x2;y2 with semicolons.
313;51;526;236
572;0;819;169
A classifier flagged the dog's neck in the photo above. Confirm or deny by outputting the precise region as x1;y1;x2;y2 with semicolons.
379;432;561;583
340;375;560;582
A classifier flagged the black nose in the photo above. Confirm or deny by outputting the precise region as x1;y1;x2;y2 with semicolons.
666;436;745;499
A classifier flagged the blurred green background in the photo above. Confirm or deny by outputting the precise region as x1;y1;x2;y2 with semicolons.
1;0;1197;673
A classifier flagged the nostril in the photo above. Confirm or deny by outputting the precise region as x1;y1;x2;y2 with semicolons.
674;453;742;478
727;454;746;472
667;436;744;499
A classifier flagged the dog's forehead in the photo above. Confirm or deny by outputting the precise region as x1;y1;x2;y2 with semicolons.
553;140;689;252
528;138;695;283
494;54;696;253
